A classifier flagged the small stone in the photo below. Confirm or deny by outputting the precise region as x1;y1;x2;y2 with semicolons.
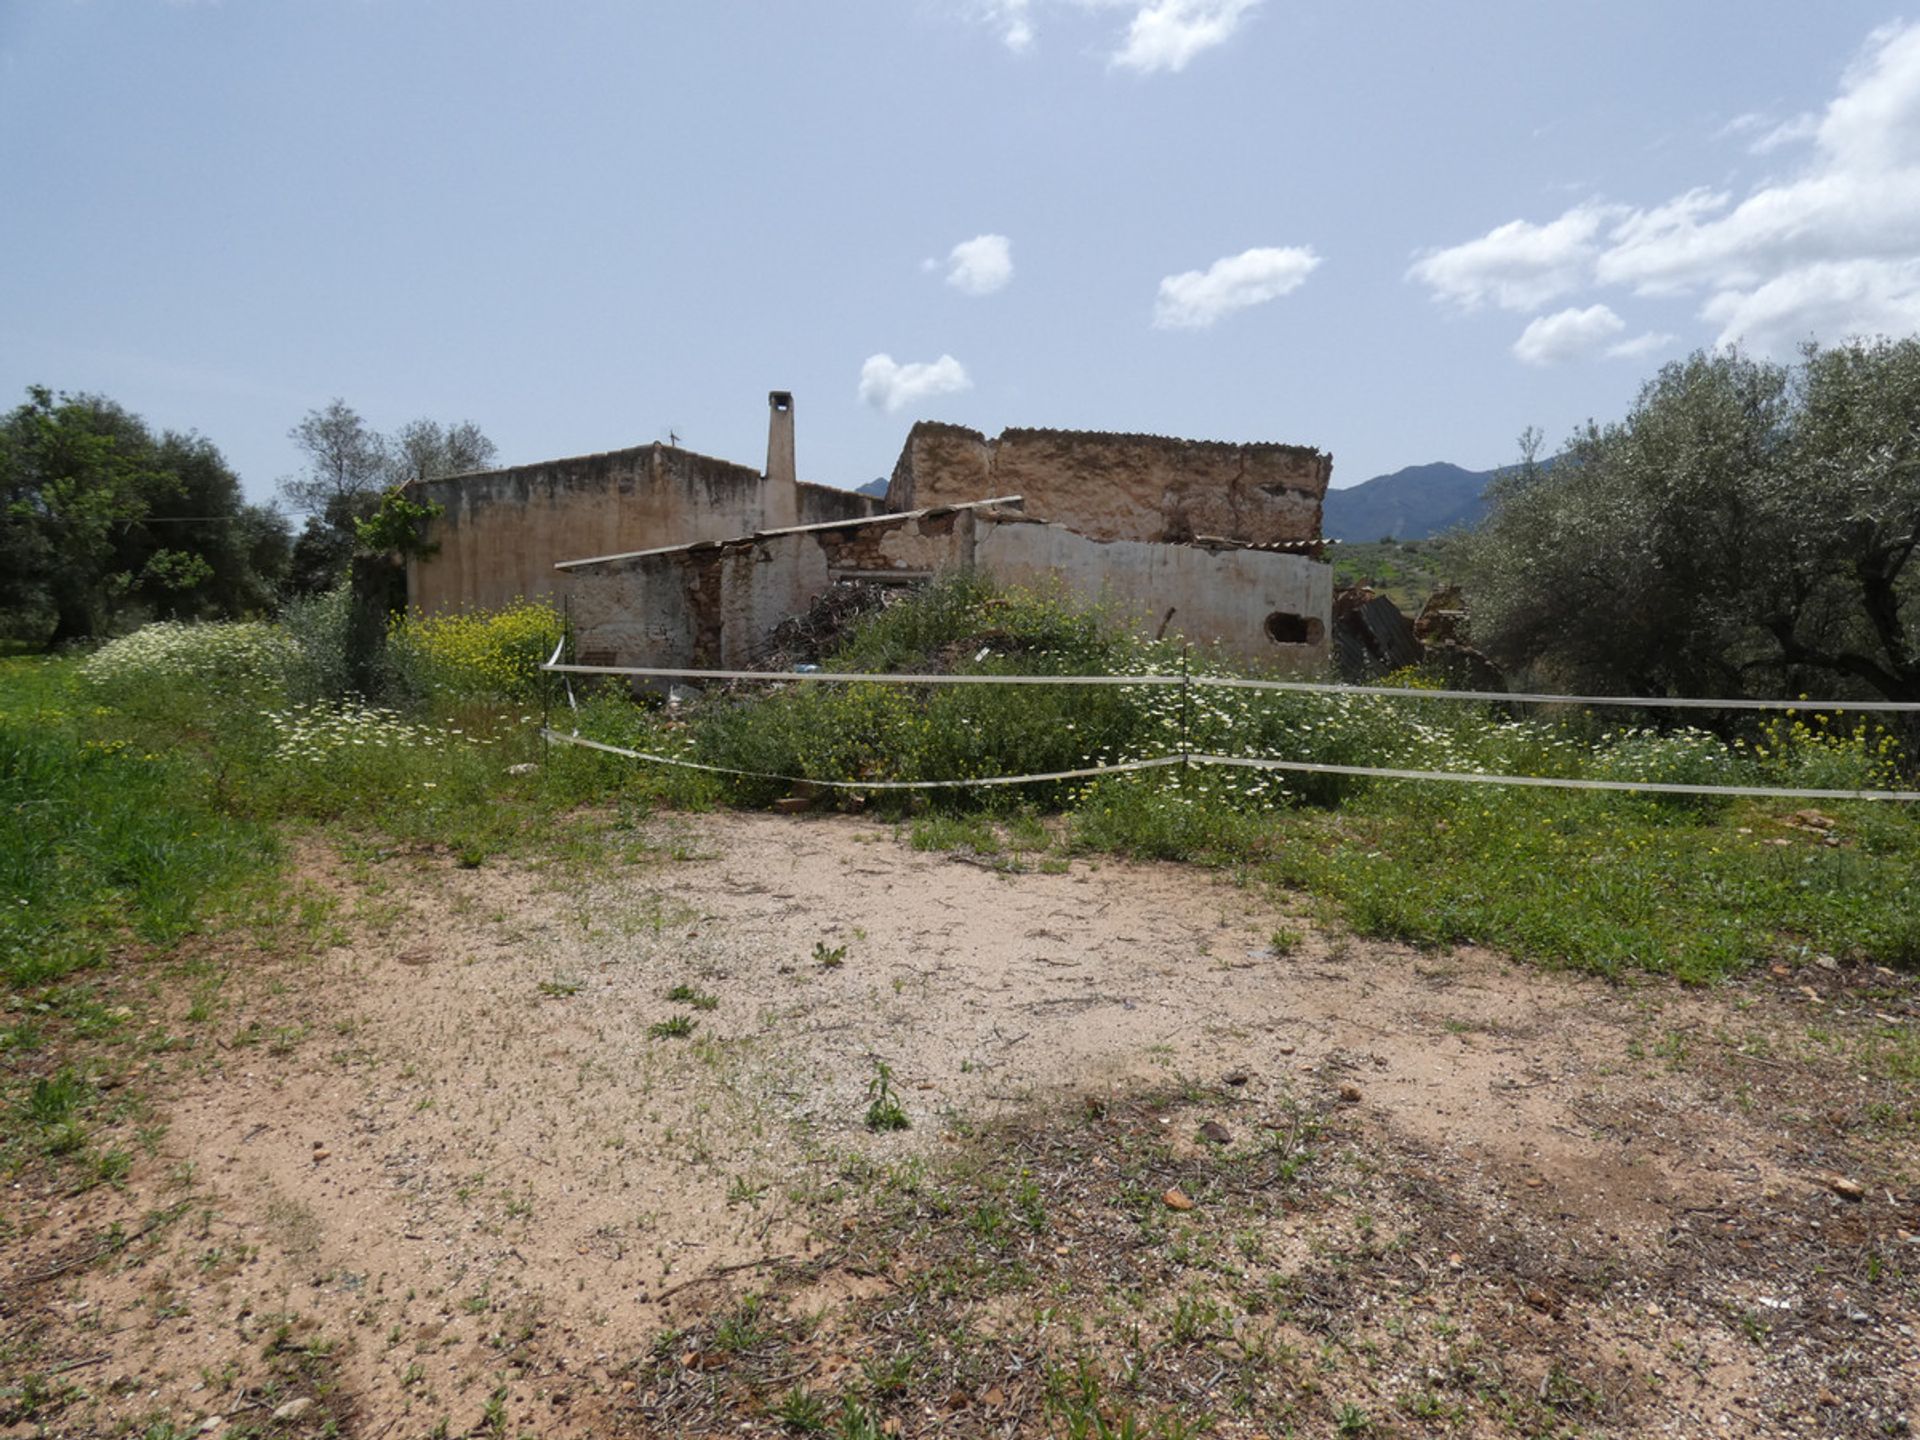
1818;1389;1840;1407
1224;1070;1250;1086
1198;1121;1232;1145
1162;1186;1194;1212
200;1419;225;1436
1279;1044;1296;1056
271;1398;313;1422
773;796;812;814
507;762;539;776
1819;1173;1866;1202
1525;1176;1545;1189
1338;1084;1362;1104
620;1380;637;1393
983;1387;1006;1408
311;1148;330;1163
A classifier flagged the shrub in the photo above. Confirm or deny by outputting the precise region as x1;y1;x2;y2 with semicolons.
79;621;291;707
279;587;428;708
393;598;564;702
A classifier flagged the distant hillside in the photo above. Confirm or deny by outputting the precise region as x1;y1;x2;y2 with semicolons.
1322;461;1495;543
855;477;889;499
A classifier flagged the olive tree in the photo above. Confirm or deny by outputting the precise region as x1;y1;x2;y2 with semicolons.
1468;340;1920;705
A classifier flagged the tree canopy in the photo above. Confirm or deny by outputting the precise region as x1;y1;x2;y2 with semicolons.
1;386;289;644
280;401;495;596
1468;340;1920;704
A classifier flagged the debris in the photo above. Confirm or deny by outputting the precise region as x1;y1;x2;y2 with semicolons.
1332;588;1422;681
761;581;896;667
1818;1173;1866;1202
1162;1187;1195;1211
773;796;813;814
507;762;539;776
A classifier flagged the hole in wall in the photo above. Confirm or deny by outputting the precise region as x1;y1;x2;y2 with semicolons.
1264;612;1324;646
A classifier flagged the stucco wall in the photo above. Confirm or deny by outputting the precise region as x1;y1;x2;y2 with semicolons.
404;444;878;614
888;423;1331;547
976;524;1330;667
565;508;1330;675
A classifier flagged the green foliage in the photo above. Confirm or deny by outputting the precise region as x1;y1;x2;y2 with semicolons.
391;598;564;701
0;386;287;644
354;488;445;558
1330;538;1467;611
282;401;494;598
1468;341;1920;707
278;586;425;707
864;1059;910;1132
80;621;292;709
559;576;1919;980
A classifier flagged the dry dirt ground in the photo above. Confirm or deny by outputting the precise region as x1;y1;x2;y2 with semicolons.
5;810;1918;1439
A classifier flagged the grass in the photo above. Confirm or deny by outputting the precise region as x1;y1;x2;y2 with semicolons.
1330;536;1469;611
597;575;1918;985
864;1060;910;1133
5;598;1917;1436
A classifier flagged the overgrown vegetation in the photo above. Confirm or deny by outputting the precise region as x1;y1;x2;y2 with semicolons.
1467;340;1920;708
4;572;1916;1204
559;574;1918;982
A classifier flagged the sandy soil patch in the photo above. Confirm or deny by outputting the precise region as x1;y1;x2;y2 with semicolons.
4;811;1915;1437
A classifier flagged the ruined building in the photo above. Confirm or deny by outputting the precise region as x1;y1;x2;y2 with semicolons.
405;393;1334;671
404;394;877;613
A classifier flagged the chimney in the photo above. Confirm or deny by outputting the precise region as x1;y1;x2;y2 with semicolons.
766;391;796;489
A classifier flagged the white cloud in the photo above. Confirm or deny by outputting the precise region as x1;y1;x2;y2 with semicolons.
1750;113;1818;155
956;0;1256;72
1511;305;1626;366
1413;20;1920;358
1153;245;1320;329
1111;0;1259;73
1406;204;1619;312
982;0;1034;52
857;353;973;412
1605;330;1679;361
1702;259;1920;353
943;234;1014;295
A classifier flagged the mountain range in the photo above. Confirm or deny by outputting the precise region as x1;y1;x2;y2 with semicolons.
1321;461;1498;543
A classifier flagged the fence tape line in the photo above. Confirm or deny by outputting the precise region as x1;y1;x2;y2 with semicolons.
542;661;1920;712
1194;675;1920;713
540;728;1185;790
1189;753;1920;802
543;663;1182;687
542;729;1920;802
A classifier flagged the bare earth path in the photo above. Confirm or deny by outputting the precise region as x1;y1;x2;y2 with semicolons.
5;811;1916;1437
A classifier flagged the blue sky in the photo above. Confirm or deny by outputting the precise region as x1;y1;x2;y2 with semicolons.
4;1;1916;504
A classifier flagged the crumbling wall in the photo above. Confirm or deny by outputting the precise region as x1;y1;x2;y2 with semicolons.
976;523;1329;667
566;506;1330;676
888;423;1330;547
405;445;878;614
